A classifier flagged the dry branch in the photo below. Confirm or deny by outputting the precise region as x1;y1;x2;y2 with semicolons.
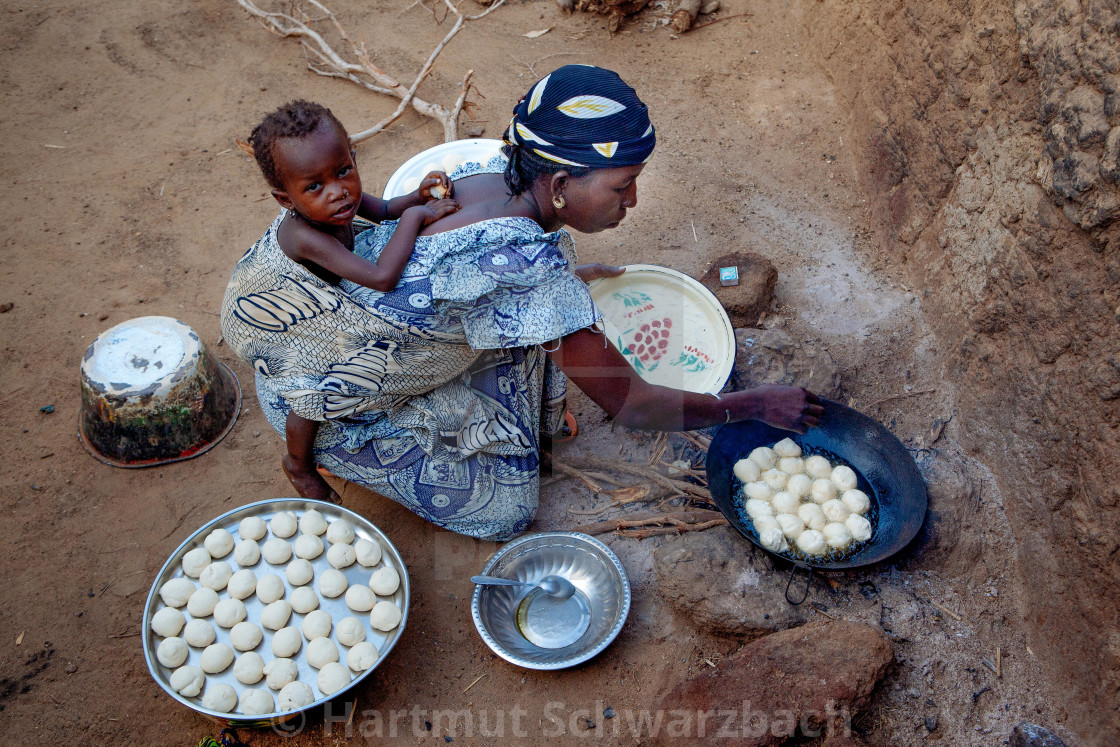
616;518;726;539
563;455;711;500
234;0;504;143
575;509;726;535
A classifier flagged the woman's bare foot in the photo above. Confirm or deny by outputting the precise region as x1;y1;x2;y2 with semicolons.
282;454;341;503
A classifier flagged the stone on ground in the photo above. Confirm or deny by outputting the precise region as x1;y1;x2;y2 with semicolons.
698;251;777;328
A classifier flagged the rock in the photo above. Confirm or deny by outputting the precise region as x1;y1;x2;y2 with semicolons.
731;328;842;400
698;252;776;328
654;526;811;636
925;714;938;732
657;620;892;746
464;124;486;138
1009;722;1067;747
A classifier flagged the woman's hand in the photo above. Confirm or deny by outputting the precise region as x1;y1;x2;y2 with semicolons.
738;385;824;434
573;263;624;283
404;198;461;226
418;171;453;201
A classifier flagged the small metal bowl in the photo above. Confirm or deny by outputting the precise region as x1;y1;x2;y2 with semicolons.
471;532;630;670
79;316;240;467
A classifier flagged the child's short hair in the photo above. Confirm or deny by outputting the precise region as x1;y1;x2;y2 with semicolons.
249;100;350;189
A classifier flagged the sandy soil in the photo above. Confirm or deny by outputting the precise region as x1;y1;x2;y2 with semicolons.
0;0;1084;744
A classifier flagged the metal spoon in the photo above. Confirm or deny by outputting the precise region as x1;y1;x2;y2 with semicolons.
471;574;576;600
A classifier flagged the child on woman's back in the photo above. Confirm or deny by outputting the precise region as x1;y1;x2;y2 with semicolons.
248;100;459;502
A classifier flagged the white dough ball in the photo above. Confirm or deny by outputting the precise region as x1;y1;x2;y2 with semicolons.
204;528;235;558
748;446;777;470
841;489;872;516
264;658;298;690
230;621;263;651
239;687;274;715
326;520;355;545
150;607;185;638
771;490;801;514
369;566;401;596
290;586;319;614
213;598;247;628
744;498;774;520
346;641;379;672
773;437;802;458
336;616;366;647
327;543;356;569
319;568;348;598
278;681;314;710
187;587;220;618
442;153;462;173
159;578;195;608
776;513;806;541
270;511;298;538
744;481;773;502
233;651;265;684
810;479;838;504
299;509;328;536
238;516;267;541
733;458;761;484
318;661;351;696
201;683;238;713
345;584;376;612
778;457;805;475
823;522;853;550
227;569;258;600
262;538;292;565
354;539;382;567
752;515;780;534
302;609;333;640
804;455;832;479
169;665;205;697
797;503;828;532
795;529;828;556
758;527;789;553
831;465;858;492
234;539;261;567
182;547;212;578
183;619;216;648
761;468;788;491
845;514;873;542
199;561;233;591
256;574;285;604
370;601;402;631
305;637;339;668
401;176;422;194
271;626;302;658
786;473;812;498
156;637;189;668
260;600;292;631
821;499;851;524
200;642;235;673
294;534;324;560
285;558;315;587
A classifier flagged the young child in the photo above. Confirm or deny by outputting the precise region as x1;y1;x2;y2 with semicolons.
248;100;460;502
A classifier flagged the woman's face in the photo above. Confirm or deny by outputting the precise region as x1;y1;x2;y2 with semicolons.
556;163;645;233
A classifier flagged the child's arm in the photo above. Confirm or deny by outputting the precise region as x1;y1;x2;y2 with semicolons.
358;171;453;223
298;200;460;292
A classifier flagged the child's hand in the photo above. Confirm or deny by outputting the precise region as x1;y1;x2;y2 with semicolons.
418;171;453;201
405;198;461;226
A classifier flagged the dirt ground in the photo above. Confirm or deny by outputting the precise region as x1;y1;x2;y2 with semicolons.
0;0;1109;744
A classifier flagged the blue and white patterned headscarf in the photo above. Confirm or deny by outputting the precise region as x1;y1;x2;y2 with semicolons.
504;65;655;169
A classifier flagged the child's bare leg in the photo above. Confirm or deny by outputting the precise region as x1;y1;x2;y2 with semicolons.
282;410;340;503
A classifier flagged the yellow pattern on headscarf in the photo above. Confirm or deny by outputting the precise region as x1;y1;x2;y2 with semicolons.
592;142;618;158
527;74;550;115
533;149;588;167
556;95;626;119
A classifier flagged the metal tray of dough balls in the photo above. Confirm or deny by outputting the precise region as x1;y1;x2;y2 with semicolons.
141;498;409;728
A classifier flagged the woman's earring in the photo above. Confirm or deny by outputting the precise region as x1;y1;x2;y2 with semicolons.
552;195;566;209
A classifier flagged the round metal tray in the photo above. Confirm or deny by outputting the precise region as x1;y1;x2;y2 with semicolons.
471;532;630;670
141;499;409;727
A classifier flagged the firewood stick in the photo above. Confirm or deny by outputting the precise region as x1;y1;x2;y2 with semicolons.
575;509;725;535
670;0;702;33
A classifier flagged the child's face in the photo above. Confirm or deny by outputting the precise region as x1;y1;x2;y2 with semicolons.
271;121;362;227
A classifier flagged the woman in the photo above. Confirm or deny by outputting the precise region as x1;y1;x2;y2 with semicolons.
221;65;822;540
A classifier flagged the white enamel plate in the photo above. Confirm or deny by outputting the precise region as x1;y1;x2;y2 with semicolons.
589;264;736;394
382;138;505;199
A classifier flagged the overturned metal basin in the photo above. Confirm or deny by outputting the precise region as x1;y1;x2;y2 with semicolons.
79;316;240;467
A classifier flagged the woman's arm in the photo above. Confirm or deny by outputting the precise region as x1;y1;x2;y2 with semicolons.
548;327;823;433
